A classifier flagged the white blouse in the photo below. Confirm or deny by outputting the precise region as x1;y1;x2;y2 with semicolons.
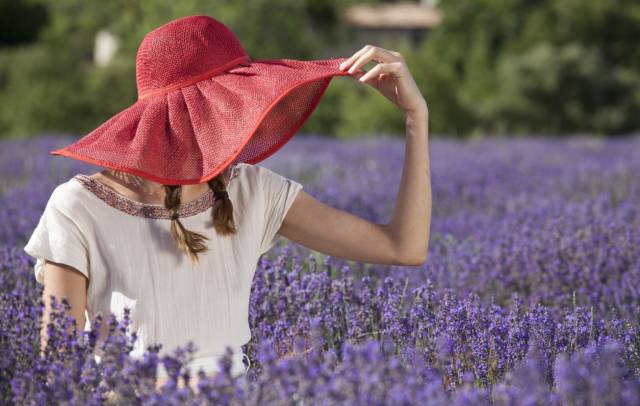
23;162;303;375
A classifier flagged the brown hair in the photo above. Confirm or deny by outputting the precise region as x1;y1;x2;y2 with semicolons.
163;165;237;263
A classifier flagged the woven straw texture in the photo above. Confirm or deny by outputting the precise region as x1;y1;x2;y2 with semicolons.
50;15;353;184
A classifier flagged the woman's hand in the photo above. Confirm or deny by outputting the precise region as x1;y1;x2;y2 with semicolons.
339;45;428;116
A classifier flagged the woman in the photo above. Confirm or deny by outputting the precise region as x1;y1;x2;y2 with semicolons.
23;16;431;392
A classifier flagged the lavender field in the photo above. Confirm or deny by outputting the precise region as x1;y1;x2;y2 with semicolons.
1;134;639;404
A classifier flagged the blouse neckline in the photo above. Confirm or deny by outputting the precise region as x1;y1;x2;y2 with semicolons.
72;167;239;219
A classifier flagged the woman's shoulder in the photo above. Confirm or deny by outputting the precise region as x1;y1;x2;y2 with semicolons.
232;163;255;177
46;175;95;214
232;162;289;184
231;162;303;205
230;162;264;187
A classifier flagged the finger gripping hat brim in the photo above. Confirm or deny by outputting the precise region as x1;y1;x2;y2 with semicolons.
50;15;354;185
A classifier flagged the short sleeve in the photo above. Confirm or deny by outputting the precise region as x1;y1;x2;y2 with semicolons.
254;165;303;255
23;186;90;285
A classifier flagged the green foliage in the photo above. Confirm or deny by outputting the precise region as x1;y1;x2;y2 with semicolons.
485;42;640;135
0;0;48;46
419;0;640;136
0;0;139;137
408;37;477;138
0;0;639;138
0;0;360;138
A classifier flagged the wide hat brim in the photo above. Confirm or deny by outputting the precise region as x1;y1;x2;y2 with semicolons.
51;57;355;185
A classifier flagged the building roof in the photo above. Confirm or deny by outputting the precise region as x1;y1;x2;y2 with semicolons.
343;1;442;29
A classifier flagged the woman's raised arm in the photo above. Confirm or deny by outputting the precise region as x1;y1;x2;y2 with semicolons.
278;108;430;267
278;45;431;266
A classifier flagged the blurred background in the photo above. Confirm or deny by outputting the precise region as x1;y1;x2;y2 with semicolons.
0;0;638;140
3;3;640;401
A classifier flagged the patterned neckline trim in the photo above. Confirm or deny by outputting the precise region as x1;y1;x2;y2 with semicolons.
71;166;239;219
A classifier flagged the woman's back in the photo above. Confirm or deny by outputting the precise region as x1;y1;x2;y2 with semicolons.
23;162;303;377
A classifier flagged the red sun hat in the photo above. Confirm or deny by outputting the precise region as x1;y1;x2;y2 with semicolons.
50;15;355;185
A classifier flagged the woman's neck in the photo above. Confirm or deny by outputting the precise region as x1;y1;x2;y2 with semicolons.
89;169;211;205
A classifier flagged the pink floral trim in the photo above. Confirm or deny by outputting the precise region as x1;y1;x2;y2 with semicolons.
72;166;239;219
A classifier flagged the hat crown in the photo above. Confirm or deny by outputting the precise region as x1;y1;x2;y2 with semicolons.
135;15;249;98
